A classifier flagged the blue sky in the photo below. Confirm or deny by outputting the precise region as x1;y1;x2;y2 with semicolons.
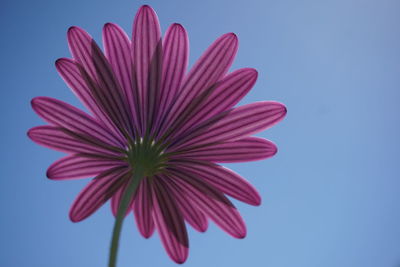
1;0;400;266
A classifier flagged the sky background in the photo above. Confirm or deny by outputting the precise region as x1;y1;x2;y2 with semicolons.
1;0;400;266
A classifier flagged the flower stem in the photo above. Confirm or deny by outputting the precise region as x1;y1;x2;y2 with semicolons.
108;169;144;267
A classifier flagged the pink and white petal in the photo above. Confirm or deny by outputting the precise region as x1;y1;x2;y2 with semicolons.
166;170;246;238
67;26;133;137
110;179;134;217
28;126;121;157
160;174;208;232
170;160;261;206
152;23;188;137
31;97;124;150
55;58;126;146
157;32;238;140
103;23;140;133
174;137;277;163
174;101;286;150
133;178;155;238
151;177;189;264
69;166;129;222
132;5;162;134
172;68;258;139
47;155;127;180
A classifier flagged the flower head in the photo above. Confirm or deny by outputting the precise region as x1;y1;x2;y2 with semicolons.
28;5;286;264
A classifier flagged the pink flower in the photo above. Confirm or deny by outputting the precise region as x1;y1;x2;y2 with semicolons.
28;5;286;264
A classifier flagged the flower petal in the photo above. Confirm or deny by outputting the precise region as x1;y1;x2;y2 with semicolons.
174;101;286;150
160;174;208;232
133;178;155;238
166;170;246;238
174;137;277;163
170;160;261;206
67;26;134;137
103;23;140;132
171;68;258;140
27;126;121;157
47;155;127;180
31;96;124;151
151;177;189;264
69;166;129;222
152;23;188;137
110;180;132;218
157;32;238;140
132;5;162;134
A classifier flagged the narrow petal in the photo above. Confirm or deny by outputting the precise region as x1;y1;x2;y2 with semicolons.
151;177;189;264
55;58;126;145
69;167;130;222
103;23;140;132
174;101;286;150
47;155;127;180
132;5;162;134
67;26;133;137
170;160;261;206
166;170;246;238
157;32;238;140
133;178;155;238
160;174;208;232
171;68;258;139
31;97;123;150
174;137;277;163
28;126;121;157
110;180;132;217
152;23;188;136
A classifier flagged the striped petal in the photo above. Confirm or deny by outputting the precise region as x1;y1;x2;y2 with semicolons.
170;161;261;206
67;26;133;137
175;137;277;163
103;23;140;133
166;170;246;238
133;178;155;238
160;174;208;232
152;23;188;137
174;101;286;150
47;155;127;180
157;32;238;140
171;68;258;139
110;180;133;217
152;177;189;264
31;97;123;150
132;5;162;134
28;126;120;157
69;167;129;222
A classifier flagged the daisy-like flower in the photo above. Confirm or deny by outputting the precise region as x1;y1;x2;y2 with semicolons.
28;5;286;266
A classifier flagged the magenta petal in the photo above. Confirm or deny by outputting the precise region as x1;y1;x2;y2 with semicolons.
172;68;258;139
31;96;123;150
133;178;155;238
175;101;287;150
103;23;140;133
47;155;127;180
160;174;208;232
171;161;261;206
69;167;129;222
151;177;189;264
55;58;126;145
175;137;277;163
167;170;246;238
157;32;239;139
110;180;133;218
152;23;188;137
132;5;162;134
28;126;121;157
67;26;133;137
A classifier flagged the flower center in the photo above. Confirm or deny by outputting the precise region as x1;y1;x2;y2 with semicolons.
126;138;167;177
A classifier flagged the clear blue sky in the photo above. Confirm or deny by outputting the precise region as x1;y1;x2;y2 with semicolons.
1;0;399;266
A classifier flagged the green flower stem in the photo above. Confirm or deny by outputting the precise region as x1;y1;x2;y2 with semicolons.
108;168;144;267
